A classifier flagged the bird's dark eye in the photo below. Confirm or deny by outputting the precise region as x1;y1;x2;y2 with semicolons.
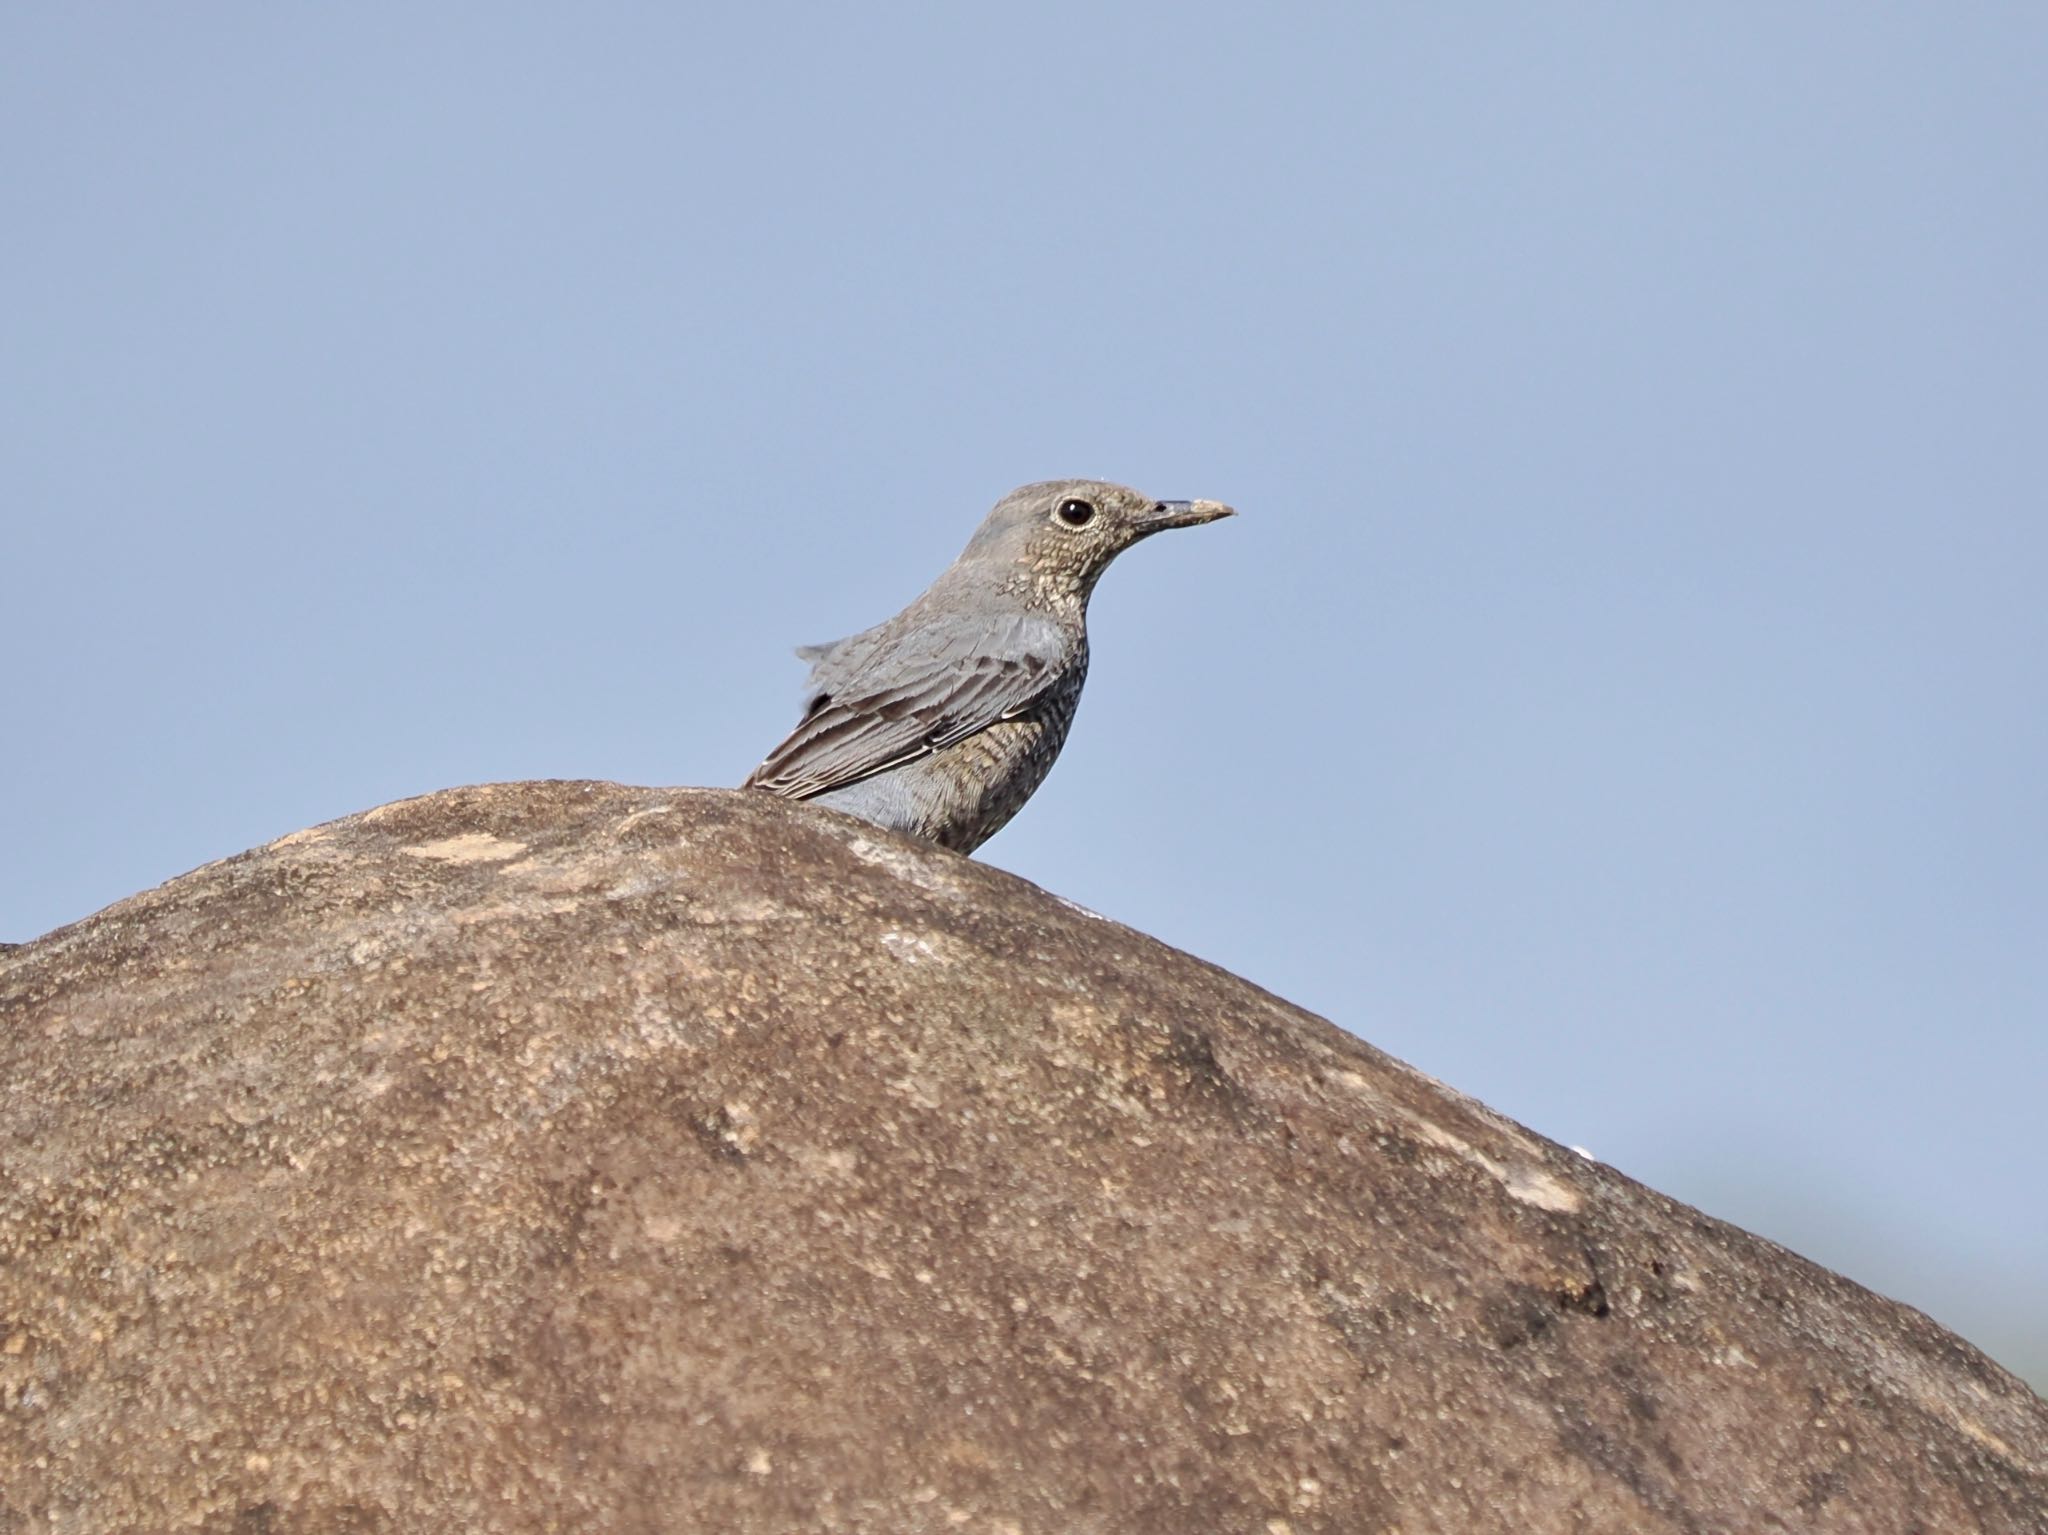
1054;498;1097;529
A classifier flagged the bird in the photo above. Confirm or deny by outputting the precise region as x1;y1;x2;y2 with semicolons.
743;478;1234;854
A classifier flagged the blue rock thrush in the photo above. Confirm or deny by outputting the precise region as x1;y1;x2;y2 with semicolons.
744;479;1234;854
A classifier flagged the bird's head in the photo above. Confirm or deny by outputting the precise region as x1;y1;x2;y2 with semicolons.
957;479;1235;603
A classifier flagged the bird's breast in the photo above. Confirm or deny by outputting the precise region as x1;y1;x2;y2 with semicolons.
917;660;1086;852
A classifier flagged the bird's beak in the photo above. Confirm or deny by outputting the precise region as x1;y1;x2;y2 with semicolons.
1138;498;1236;532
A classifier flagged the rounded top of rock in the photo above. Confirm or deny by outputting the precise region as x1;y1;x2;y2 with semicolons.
2;781;2042;1532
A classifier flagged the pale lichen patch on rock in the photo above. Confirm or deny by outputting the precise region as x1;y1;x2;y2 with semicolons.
610;803;680;836
1503;1165;1584;1215
841;833;971;899
399;832;529;865
266;826;333;850
450;896;587;928
880;929;945;965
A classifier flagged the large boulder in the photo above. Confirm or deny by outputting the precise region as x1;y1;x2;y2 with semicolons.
2;782;2042;1532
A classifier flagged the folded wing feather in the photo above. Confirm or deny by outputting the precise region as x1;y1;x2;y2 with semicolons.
749;612;1067;800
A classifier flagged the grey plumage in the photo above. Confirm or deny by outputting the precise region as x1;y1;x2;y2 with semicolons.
744;478;1233;853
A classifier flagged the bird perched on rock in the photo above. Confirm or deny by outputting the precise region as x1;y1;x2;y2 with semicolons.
744;479;1234;854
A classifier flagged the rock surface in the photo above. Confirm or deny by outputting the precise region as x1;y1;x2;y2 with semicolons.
1;781;2043;1533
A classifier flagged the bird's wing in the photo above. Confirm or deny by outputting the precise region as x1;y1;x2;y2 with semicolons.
747;611;1067;800
792;624;887;710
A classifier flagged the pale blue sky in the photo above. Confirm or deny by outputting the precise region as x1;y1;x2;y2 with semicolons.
4;8;2043;1383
